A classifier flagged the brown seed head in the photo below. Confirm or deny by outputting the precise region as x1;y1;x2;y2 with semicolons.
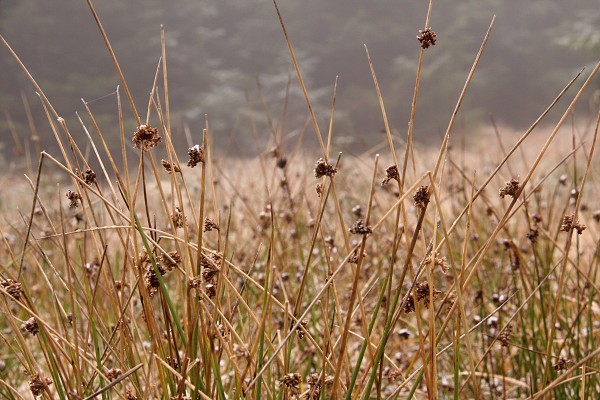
349;219;372;235
132;124;161;150
560;215;586;234
187;144;205;167
21;317;39;336
276;157;287;169
382;165;400;186
403;294;415;313
144;265;166;297
526;228;539;243
161;159;181;174
314;158;337;178
305;373;333;400
413;185;430;210
553;357;569;371
82;168;97;185
171;207;186;229
499;178;520;199
203;218;220;232
414;281;441;308
1;279;24;301
66;190;82;208
417;27;437;48
280;372;302;396
315;182;324;197
157;251;181;272
498;324;512;347
29;373;52;397
106;368;122;382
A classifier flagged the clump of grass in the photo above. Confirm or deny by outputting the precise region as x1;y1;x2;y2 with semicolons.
0;0;599;399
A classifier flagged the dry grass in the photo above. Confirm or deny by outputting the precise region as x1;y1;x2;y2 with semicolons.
1;1;600;399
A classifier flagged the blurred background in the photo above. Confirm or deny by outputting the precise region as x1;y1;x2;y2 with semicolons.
0;0;598;161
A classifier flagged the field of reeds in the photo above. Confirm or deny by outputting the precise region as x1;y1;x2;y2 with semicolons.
1;1;600;399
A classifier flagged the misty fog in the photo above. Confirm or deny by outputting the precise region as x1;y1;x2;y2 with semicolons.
0;0;598;159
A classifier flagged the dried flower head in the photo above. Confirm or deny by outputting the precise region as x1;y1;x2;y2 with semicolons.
314;158;337;178
553;357;569;371
1;279;24;301
424;251;449;273
296;318;308;339
526;228;539;243
161;159;181;174
205;283;216;298
381;165;400;186
276;156;287;169
348;248;367;264
324;235;335;247
349;219;372;235
499;178;520;199
413;185;430;210
187;144;205;168
171;207;186;229
76;168;97;185
203;218;220;232
304;373;333;400
417;27;437;48
85;256;101;282
29;373;52;397
403;295;415;313
188;276;202;289
414;281;441;309
157;251;181;272
280;373;302;396
144;264;166;297
132;124;161;150
315;182;324;197
352;204;363;218
106;368;122;382
21;317;39;336
560;215;586;234
498;325;512;347
66;190;82;208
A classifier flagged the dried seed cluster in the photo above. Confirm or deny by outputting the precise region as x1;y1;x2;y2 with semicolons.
21;317;39;336
161;159;181;174
314;158;337;178
133;124;161;150
156;251;181;272
304;373;333;400
417;27;437;48
106;368;122;382
29;373;52;397
382;165;399;186
187;144;205;167
413;185;430;209
499;178;520;199
189;252;223;298
553;357;569;371
171;207;186;229
414;281;441;309
66;190;82;208
144;266;166;297
498;324;512;347
203;217;220;232
560;215;586;234
1;279;24;301
349;219;372;235
280;372;302;396
76;168;97;185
